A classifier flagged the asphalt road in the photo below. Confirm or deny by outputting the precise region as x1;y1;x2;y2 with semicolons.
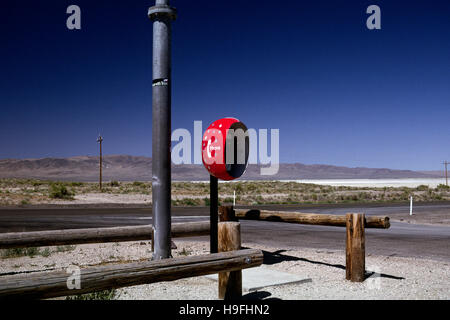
0;203;449;261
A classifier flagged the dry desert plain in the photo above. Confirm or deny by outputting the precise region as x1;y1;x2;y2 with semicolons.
0;178;449;300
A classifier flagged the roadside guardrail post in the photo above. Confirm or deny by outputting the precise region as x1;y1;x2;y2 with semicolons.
346;213;366;282
218;221;242;299
219;205;236;222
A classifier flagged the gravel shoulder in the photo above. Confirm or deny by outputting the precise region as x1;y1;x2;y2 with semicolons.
1;239;448;300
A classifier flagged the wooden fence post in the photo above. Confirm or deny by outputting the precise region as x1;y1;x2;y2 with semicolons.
218;222;242;299
219;205;236;222
346;213;365;282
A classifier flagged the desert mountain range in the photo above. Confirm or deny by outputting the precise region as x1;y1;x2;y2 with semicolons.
0;155;441;182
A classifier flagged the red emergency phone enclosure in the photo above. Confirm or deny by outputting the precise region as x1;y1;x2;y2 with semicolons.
201;118;249;181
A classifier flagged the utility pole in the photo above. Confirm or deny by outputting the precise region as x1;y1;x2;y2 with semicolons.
148;0;176;260
97;135;103;191
444;161;449;186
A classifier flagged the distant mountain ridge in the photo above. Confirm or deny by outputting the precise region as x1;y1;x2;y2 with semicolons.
0;155;441;182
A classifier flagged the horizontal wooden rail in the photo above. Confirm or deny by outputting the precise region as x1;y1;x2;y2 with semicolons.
0;222;210;249
0;248;263;300
234;209;390;229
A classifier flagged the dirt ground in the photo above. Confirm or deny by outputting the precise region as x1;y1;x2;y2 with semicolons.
0;240;448;300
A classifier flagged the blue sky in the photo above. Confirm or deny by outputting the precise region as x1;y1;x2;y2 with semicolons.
0;0;449;170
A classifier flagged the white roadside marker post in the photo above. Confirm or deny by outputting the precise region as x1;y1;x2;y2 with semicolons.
410;196;413;216
233;190;236;206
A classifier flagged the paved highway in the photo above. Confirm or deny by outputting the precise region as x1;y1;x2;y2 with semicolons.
0;204;448;261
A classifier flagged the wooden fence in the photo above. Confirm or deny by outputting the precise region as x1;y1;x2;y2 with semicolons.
222;206;390;282
0;221;260;300
0;205;391;299
0;247;262;299
0;222;209;249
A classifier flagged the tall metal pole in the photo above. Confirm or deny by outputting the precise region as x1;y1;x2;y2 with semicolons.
148;0;176;260
97;135;103;191
210;175;218;253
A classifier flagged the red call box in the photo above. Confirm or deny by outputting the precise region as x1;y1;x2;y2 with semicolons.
202;117;250;181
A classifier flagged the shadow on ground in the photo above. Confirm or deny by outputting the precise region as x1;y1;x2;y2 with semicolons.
244;248;405;281
241;290;282;301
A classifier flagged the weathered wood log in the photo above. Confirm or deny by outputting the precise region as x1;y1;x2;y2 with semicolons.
0;248;263;300
234;209;390;229
170;221;210;237
0;222;210;249
346;213;366;282
218;222;242;300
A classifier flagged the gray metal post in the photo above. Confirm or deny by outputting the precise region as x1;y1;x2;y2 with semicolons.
148;0;177;260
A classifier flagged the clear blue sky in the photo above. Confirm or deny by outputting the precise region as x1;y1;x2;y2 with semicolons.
0;0;449;170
